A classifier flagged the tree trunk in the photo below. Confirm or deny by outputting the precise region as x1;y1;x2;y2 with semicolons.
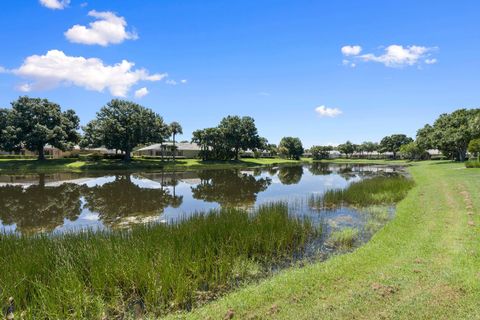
235;147;239;160
173;133;176;163
37;146;46;161
124;148;131;162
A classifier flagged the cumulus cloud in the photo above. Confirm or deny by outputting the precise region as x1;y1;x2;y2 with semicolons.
180;79;187;84
13;50;166;97
341;45;362;56
65;10;138;46
341;44;437;68
315;105;342;118
39;0;70;10
0;66;6;73
134;87;149;98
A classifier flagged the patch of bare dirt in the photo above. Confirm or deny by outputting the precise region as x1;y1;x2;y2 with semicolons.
371;283;398;297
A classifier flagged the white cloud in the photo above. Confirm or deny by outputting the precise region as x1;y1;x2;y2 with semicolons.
39;0;70;10
13;50;166;97
17;83;32;92
341;45;362;56
166;79;187;85
425;58;437;64
315;105;342;118
258;92;270;96
0;66;6;73
65;10;138;46
342;59;356;68
134;87;149;98
359;45;436;67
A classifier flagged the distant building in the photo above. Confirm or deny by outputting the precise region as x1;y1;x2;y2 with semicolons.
240;149;274;158
134;142;201;159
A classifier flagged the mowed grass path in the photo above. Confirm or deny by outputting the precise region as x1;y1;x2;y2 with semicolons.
167;161;480;319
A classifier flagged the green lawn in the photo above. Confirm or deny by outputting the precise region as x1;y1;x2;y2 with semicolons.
165;161;480;319
0;157;311;173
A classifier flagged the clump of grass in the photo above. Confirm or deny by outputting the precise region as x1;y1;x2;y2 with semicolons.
363;205;391;234
0;203;317;318
328;228;359;248
309;175;414;209
465;161;480;168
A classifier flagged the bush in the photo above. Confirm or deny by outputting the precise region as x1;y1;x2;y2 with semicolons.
86;152;104;161
465;161;480;168
103;153;125;160
0;155;36;159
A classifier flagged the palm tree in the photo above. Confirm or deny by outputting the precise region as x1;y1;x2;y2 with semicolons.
169;122;183;162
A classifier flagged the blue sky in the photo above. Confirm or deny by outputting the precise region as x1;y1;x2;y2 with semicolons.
0;0;479;147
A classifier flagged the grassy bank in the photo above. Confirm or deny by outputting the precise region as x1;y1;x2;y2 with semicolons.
0;157;310;174
0;204;317;318
166;161;480;319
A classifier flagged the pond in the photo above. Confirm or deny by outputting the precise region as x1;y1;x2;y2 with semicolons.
0;163;403;236
0;163;411;317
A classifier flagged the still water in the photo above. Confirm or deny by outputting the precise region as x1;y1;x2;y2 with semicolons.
0;163;401;235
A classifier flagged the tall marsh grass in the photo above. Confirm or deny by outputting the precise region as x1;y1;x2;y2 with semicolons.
309;175;414;209
328;227;359;248
0;203;316;319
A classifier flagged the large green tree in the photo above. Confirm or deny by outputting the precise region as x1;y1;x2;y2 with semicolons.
279;137;304;160
399;141;426;161
192;116;264;160
417;109;480;161
337;141;356;158
10;96;80;160
0;108;22;152
310;145;333;160
379;134;413;159
82;99;169;161
218;116;261;160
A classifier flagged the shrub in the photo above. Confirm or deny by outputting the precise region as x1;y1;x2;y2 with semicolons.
465;161;480;168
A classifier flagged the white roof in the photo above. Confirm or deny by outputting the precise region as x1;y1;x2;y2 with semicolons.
137;142;201;152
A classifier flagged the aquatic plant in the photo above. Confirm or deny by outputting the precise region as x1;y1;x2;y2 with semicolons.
309;175;414;209
328;228;359;248
0;203;316;319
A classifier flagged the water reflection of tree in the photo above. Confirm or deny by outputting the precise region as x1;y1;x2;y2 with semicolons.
308;163;333;176
82;175;180;226
277;166;304;185
0;176;82;233
191;170;271;207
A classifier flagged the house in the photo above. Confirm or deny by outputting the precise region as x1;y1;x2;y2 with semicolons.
134;142;201;159
240;149;274;158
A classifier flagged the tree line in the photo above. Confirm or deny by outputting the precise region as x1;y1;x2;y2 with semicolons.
0;97;183;161
1;96;479;162
309;108;480;161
